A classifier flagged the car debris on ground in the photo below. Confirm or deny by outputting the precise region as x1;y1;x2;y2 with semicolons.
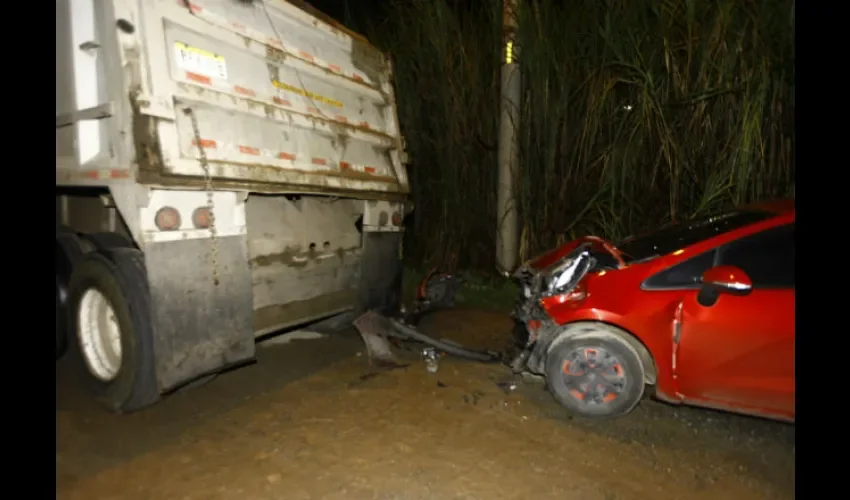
352;270;501;375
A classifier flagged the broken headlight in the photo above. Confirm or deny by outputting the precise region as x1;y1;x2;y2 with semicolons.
541;247;594;297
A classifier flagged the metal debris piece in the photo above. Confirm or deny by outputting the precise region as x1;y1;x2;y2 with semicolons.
355;309;500;365
390;318;500;362
353;311;402;368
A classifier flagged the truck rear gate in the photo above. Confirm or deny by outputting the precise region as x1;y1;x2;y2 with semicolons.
56;0;409;410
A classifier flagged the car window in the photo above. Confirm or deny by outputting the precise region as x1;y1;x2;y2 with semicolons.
718;223;795;288
642;250;717;290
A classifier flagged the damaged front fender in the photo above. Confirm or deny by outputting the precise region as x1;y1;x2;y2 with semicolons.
510;244;598;374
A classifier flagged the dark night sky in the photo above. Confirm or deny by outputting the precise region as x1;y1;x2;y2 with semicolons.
308;0;386;27
305;0;493;38
307;0;348;20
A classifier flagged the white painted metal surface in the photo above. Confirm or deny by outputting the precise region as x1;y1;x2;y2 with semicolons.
56;0;409;196
57;0;409;342
363;200;405;232
246;195;362;335
139;189;247;242
77;288;123;382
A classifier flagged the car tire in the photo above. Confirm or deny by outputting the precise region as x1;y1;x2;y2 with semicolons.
67;248;160;413
545;326;646;419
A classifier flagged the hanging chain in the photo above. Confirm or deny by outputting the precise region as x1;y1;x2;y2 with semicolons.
183;107;220;286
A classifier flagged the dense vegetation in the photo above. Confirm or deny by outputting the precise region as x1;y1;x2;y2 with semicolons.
355;0;795;271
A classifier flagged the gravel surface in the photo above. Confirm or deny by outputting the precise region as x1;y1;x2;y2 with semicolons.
56;309;794;499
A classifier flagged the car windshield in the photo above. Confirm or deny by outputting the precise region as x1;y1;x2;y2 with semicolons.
615;210;774;262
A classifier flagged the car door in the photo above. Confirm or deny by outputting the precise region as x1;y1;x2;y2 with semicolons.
674;223;795;418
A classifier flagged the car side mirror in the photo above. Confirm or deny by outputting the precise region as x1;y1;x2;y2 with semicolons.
697;265;752;307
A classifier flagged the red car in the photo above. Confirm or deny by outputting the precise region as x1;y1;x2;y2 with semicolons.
510;200;794;421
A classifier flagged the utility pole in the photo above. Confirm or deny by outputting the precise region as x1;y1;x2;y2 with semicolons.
496;0;521;275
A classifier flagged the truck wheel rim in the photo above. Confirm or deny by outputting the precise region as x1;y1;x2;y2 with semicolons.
78;288;123;381
560;347;626;405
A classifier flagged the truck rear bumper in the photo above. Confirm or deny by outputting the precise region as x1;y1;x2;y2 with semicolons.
143;231;402;392
360;232;403;315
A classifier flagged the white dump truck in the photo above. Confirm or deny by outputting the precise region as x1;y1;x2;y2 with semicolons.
56;0;409;412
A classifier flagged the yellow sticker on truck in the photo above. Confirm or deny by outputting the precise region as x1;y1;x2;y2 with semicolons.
272;80;344;108
174;42;228;81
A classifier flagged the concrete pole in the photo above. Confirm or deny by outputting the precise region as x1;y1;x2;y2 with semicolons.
496;0;521;275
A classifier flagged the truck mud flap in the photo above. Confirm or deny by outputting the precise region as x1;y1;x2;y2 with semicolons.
143;236;255;392
360;232;403;314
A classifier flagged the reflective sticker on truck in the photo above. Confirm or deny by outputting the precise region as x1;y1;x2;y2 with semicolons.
272;80;344;108
174;42;228;81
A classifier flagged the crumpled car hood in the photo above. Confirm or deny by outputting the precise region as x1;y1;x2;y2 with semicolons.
526;240;584;271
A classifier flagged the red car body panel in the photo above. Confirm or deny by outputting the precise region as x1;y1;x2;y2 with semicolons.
533;203;795;422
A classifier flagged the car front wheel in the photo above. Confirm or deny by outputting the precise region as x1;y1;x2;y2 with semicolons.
545;325;646;419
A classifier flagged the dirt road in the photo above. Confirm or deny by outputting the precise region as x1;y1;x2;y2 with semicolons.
56;309;794;500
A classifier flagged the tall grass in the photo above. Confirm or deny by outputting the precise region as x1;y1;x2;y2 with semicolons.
358;0;794;271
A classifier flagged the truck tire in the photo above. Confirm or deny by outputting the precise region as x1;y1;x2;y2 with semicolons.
85;232;134;251
56;274;66;359
56;228;85;360
56;228;85;280
67;248;160;412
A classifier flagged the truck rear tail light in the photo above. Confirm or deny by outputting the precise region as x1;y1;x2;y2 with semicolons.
155;207;181;231
192;207;212;229
391;211;402;226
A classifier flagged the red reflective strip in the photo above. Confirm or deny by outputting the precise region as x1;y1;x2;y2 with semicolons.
335;115;348;123
176;0;202;12
364;166;376;174
230;22;246;31
352;74;364;82
234;86;255;97
359;121;370;129
186;72;211;85
339;162;351;170
192;139;217;148
273;96;292;106
278;152;296;161
79;170;130;180
239;145;260;156
298;50;314;61
307;106;320;114
328;64;341;72
312;158;327;166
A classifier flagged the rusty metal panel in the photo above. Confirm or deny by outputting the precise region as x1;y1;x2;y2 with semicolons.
137;0;408;194
246;195;363;335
